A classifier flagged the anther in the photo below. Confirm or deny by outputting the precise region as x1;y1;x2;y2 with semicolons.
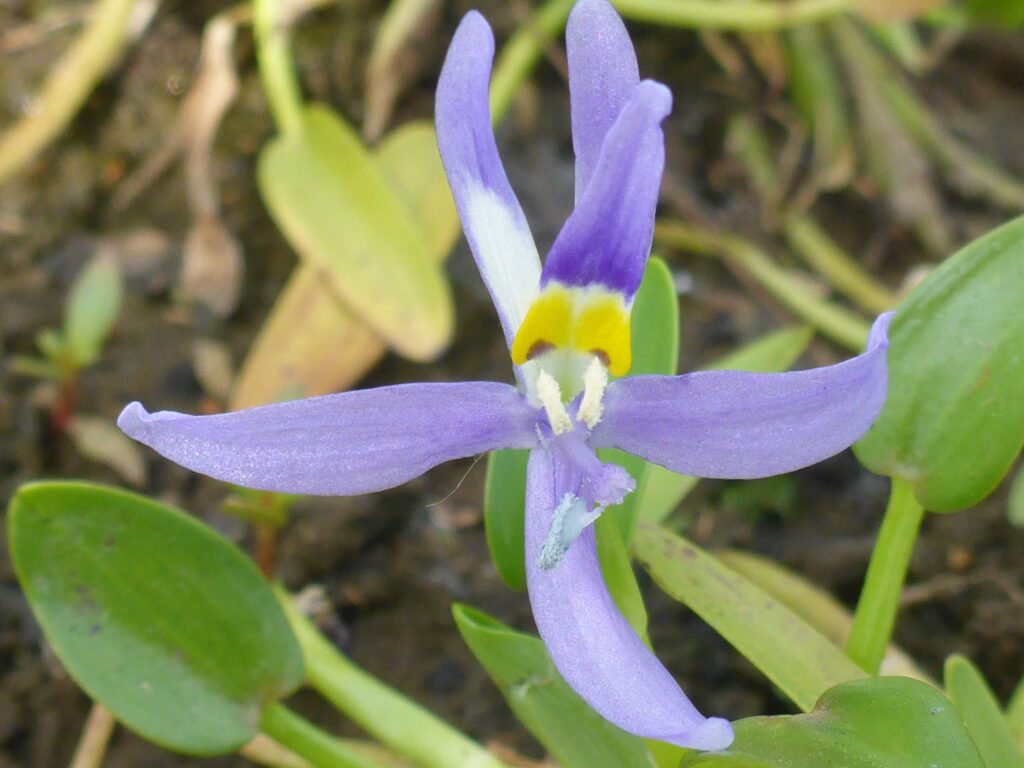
577;357;608;429
536;370;573;435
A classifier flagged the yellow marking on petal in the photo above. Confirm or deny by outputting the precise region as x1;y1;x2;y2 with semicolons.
511;283;632;377
574;294;632;377
511;286;573;366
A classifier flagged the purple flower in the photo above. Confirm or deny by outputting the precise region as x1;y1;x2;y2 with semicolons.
119;0;891;752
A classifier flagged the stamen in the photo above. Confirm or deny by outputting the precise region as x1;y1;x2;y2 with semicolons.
577;357;608;429
536;370;572;435
538;493;601;571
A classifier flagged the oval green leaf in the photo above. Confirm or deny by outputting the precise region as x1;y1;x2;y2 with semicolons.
8;482;304;755
634;522;865;712
453;604;651;768
855;215;1024;512
681;677;985;768
258;105;453;361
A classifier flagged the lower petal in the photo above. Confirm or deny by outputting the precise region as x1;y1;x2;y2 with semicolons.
119;382;538;496
524;448;734;750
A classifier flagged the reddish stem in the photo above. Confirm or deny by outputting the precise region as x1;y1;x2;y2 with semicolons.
50;378;78;436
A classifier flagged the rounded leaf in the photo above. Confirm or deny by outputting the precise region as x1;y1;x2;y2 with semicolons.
8;482;304;755
855;216;1024;512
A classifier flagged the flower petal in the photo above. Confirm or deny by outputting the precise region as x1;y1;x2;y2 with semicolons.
540;80;671;301
593;312;893;478
436;12;541;348
119;382;538;495
567;0;639;200
525;447;734;750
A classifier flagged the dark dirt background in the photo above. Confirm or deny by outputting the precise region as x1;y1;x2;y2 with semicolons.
2;1;1024;765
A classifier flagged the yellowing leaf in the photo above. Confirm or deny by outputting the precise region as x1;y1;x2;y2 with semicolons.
257;105;452;361
234;120;457;408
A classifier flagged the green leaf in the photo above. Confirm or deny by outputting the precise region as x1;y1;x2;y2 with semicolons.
681;677;985;768
628;256;680;378
594;513;649;642
8;355;63;381
707;326;814;373
634;522;865;712
258;105;453;362
452;604;651;768
600;256;680;542
65;251;123;367
483;448;530;591
638;326;814;524
8;482;304;755
717;549;931;684
855;215;1024;512
944;654;1024;768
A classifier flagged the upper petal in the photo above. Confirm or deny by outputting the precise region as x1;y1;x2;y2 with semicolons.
436;12;541;349
119;382;539;495
525;447;734;750
567;0;639;199
592;312;893;478
540;80;671;301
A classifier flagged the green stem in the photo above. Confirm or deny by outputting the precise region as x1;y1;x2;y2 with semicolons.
0;0;139;185
279;592;511;768
254;0;305;136
613;0;851;30
654;220;871;351
259;703;390;768
489;0;575;122
845;477;925;675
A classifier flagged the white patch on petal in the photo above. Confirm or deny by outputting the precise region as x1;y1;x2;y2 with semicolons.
464;182;542;346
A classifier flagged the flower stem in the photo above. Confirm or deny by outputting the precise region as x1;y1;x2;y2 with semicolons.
258;703;389;768
254;0;305;137
845;477;924;675
278;591;512;768
613;0;850;30
654;220;871;351
489;0;575;122
0;0;139;185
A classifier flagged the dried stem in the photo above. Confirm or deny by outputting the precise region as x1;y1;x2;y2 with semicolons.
69;703;116;768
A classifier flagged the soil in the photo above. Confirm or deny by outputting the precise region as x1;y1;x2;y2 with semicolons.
2;2;1024;766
